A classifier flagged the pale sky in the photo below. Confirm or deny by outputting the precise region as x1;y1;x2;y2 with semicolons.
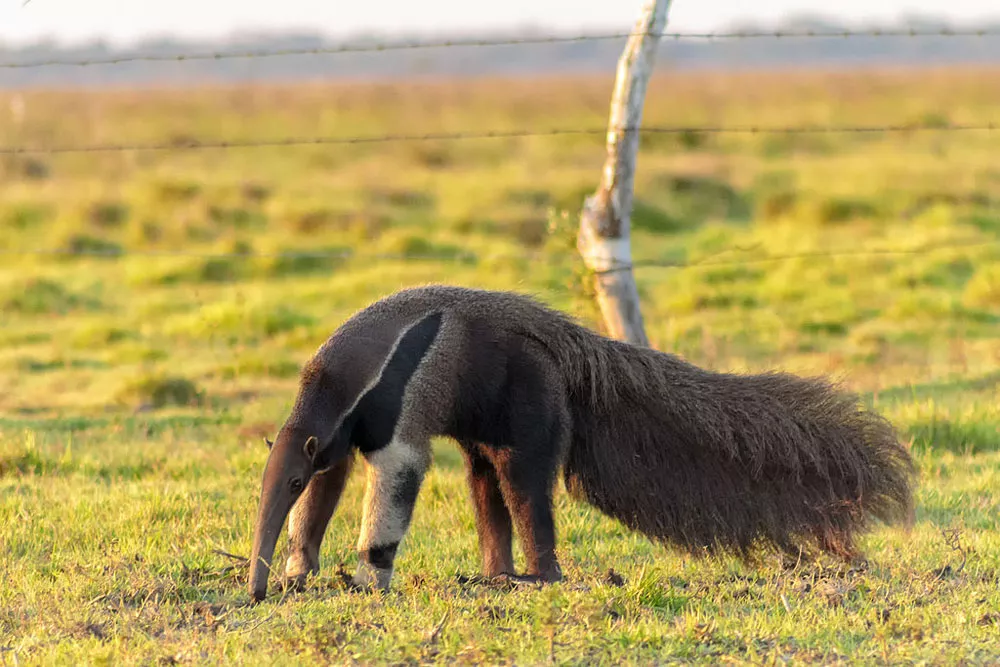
1;0;998;46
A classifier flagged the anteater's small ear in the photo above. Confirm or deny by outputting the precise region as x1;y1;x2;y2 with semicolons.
263;437;273;450
303;436;319;463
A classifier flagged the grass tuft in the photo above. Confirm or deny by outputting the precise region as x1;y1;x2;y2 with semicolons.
114;373;205;409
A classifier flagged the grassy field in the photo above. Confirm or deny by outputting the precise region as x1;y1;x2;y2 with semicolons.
2;68;1000;664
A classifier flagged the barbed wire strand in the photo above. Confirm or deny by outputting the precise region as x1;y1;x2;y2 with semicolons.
3;122;998;155
620;237;1000;273
4;28;1000;69
4;238;996;271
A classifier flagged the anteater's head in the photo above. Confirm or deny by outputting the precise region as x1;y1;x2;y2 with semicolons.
248;423;352;604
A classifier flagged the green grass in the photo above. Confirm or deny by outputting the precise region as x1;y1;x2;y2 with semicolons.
2;69;1000;664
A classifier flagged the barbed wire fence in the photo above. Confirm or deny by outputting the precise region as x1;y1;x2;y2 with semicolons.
3;19;999;340
2;123;999;155
3;26;1000;69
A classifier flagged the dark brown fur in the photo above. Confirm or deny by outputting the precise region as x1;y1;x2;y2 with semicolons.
386;285;915;561
250;285;916;601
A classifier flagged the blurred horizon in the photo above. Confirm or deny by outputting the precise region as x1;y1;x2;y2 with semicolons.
3;10;1000;47
4;13;1000;88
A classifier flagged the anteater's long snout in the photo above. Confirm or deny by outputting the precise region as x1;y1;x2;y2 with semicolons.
248;482;293;603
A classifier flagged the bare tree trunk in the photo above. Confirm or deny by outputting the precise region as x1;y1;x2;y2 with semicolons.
577;0;672;347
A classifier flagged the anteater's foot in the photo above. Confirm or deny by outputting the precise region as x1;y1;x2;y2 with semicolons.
458;570;563;590
279;573;310;594
282;551;319;594
491;573;550;588
494;561;562;587
349;561;394;593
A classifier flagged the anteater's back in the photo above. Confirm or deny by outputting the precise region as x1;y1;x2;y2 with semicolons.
354;285;915;559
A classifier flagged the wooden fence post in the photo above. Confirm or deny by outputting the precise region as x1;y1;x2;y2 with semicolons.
577;0;672;347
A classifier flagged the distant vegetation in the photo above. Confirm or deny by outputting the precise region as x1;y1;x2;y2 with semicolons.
3;15;1000;87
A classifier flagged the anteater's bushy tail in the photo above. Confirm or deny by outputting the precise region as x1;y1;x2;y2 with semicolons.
557;334;915;560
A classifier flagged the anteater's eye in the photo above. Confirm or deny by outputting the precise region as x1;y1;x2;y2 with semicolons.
289;478;304;494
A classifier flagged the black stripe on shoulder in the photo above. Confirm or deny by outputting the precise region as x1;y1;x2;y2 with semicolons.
352;311;444;454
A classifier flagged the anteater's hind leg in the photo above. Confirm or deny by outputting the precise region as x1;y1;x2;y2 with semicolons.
491;448;563;584
486;400;566;586
459;441;515;578
480;351;568;585
284;455;354;589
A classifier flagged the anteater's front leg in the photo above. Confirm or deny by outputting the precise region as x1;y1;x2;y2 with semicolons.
284;454;355;589
353;439;430;592
460;442;515;578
